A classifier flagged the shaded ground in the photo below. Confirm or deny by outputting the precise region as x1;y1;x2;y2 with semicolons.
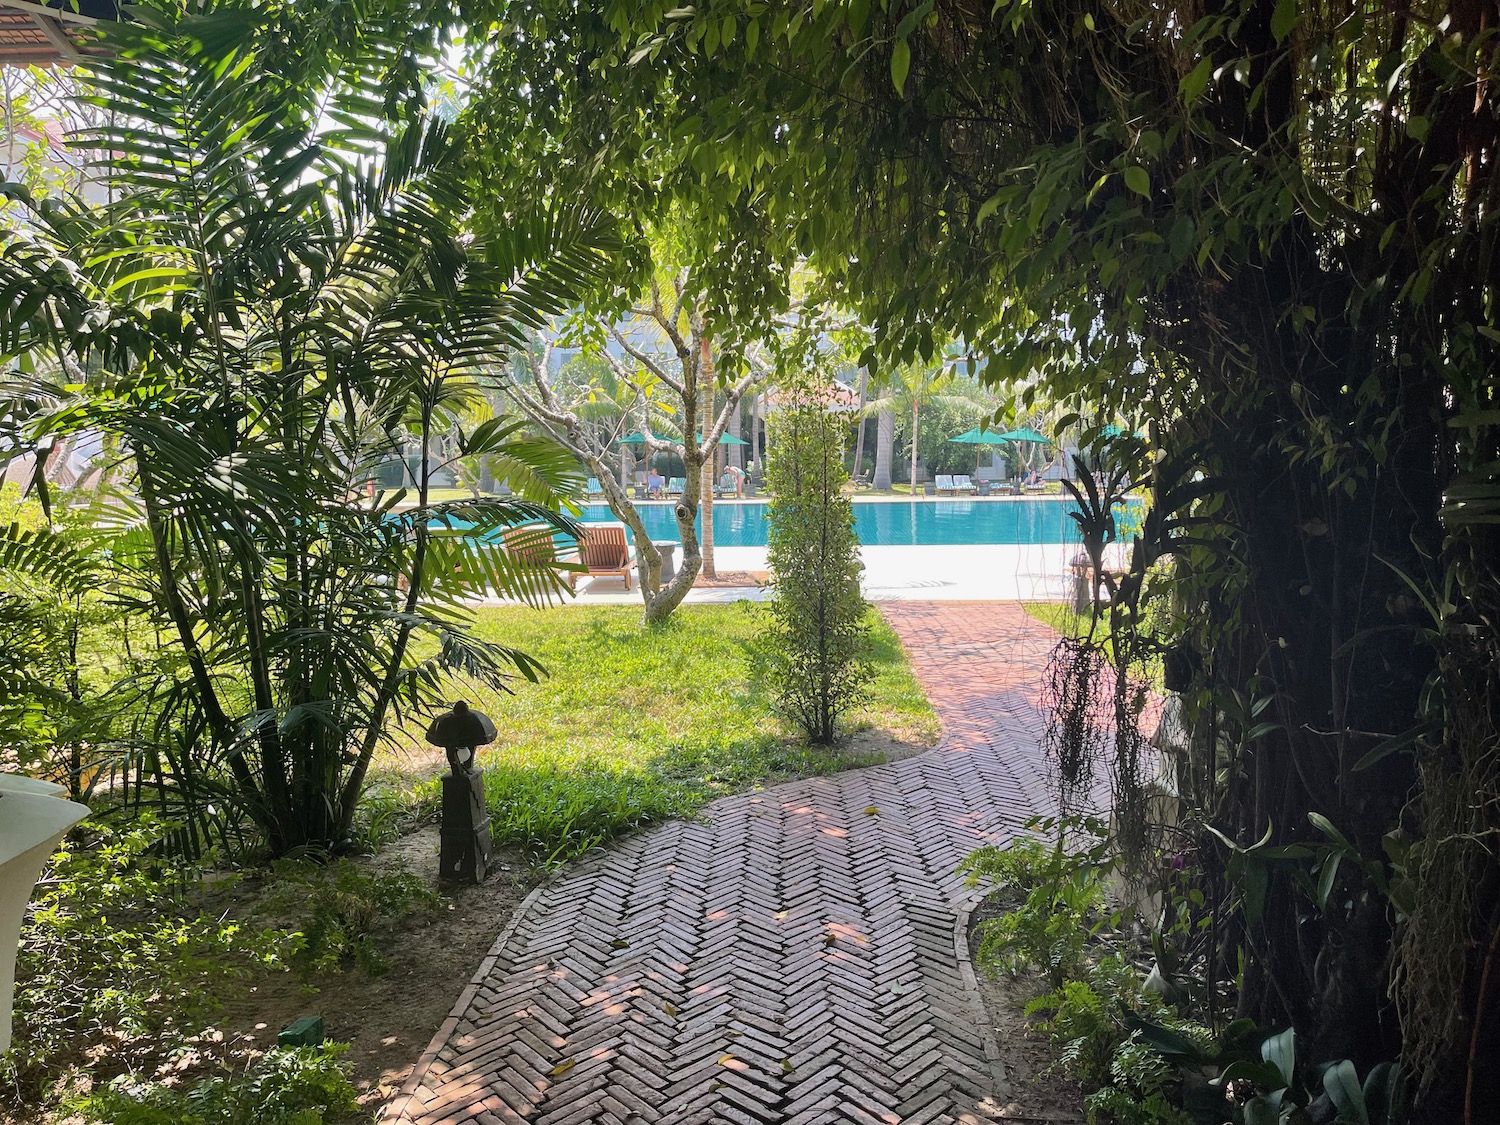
967;902;1086;1125
214;827;531;1115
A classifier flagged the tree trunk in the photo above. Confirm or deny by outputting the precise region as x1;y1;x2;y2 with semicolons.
728;398;743;471
699;334;717;578
852;366;869;478
909;398;920;493
873;409;894;489
755;394;766;479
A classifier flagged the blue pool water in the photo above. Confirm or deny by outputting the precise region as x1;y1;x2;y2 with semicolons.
576;498;1104;547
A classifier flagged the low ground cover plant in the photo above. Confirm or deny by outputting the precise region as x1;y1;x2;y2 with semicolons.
961;816;1116;986
73;1043;357;1125
7;821;435;1120
259;861;441;978
966;820;1410;1125
4;819;286;1112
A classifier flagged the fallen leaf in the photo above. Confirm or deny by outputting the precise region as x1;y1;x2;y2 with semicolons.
864;806;879;816
549;1059;576;1078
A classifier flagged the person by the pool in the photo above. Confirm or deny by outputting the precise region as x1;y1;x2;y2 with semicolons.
720;465;745;497
1023;468;1043;488
647;468;665;497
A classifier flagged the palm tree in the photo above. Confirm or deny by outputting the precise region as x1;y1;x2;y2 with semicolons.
851;366;870;478
873;408;895;489
863;364;957;493
0;7;619;854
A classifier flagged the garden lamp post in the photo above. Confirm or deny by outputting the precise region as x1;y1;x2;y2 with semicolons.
426;701;496;884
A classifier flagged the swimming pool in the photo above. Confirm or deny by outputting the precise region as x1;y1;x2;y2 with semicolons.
576;498;1115;547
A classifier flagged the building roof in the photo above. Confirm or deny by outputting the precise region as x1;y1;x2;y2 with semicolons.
0;0;117;66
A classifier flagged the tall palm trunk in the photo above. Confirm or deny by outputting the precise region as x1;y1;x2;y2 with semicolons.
909;397;920;493
873;408;894;489
728;398;743;471
852;366;869;477
699;334;716;578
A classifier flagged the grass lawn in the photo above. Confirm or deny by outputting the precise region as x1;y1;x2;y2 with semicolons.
1023;601;1165;690
1022;601;1079;637
375;603;937;867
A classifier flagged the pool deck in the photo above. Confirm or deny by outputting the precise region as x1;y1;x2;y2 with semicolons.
485;543;1079;605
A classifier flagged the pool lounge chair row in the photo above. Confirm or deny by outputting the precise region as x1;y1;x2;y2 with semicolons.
935;475;979;494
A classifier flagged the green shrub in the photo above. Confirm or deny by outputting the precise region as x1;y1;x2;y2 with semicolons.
75;1043;357;1125
1024;958;1207;1125
961;820;1115;985
265;860;440;977
765;401;872;744
4;819;287;1111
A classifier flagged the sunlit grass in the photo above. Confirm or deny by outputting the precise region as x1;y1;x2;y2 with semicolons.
376;604;937;867
1023;601;1165;691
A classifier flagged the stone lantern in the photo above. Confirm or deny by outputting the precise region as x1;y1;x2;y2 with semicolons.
425;701;496;884
0;775;89;1052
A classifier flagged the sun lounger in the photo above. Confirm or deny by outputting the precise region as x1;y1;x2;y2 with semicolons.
666;476;685;497
502;524;581;594
935;474;955;494
953;474;977;494
586;477;605;497
573;523;636;590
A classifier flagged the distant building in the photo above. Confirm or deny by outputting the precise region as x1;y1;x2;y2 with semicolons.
0;0;118;67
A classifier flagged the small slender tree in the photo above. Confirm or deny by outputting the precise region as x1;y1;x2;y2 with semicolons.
765;394;871;744
862;362;958;493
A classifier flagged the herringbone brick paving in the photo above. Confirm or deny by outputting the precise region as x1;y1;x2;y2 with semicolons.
387;602;1067;1125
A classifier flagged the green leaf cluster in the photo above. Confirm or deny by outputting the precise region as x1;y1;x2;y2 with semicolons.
961;819;1115;986
73;1043;357;1125
5;818;290;1110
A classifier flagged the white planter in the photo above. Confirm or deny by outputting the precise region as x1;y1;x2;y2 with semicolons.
0;775;89;1054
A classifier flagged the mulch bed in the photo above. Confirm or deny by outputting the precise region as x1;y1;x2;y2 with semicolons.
693;570;769;588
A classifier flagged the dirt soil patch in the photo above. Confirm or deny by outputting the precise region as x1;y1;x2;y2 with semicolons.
217;827;529;1115
968;900;1086;1124
692;569;769;587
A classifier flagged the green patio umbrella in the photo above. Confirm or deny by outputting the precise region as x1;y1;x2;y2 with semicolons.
618;431;677;444
947;427;1010;446
996;426;1052;444
998;427;1053;484
947;427;1010;474
698;432;749;446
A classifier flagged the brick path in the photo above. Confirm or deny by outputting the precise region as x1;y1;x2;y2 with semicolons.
387;602;1061;1125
